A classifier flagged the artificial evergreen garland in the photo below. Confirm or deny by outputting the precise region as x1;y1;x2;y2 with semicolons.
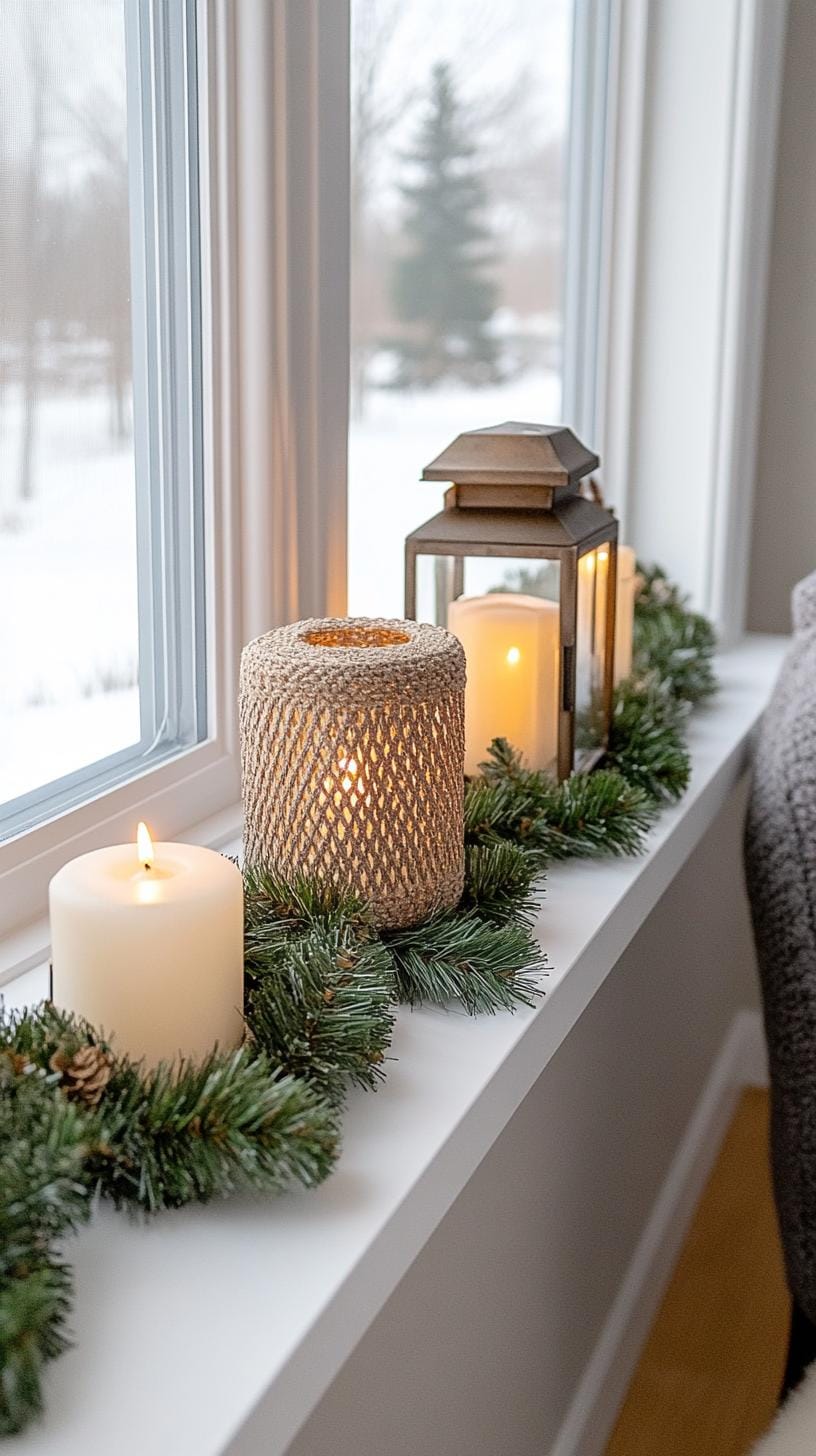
0;564;716;1436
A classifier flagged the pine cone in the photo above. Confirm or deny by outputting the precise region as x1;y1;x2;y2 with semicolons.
50;1043;114;1107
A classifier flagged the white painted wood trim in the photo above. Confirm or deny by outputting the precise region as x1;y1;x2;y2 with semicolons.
562;0;615;443
234;0;349;642
550;1008;769;1456
0;0;247;938
705;0;789;643
596;0;788;634
593;0;650;532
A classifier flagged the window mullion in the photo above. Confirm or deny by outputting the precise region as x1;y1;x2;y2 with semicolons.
126;0;205;758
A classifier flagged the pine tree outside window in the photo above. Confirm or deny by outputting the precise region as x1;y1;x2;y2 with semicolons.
348;0;576;618
390;63;500;390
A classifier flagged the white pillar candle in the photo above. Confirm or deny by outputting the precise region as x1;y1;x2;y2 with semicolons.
614;545;638;685
49;825;244;1067
448;592;559;776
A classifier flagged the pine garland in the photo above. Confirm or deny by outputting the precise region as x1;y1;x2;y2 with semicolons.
0;1007;339;1434
0;561;715;1434
243;869;395;1102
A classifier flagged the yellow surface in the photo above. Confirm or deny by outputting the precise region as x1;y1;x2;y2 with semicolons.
606;1089;790;1456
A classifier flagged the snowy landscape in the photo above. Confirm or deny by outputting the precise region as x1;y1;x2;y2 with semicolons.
0;0;570;821
0;387;139;806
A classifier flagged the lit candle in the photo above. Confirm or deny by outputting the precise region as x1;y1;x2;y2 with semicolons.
49;824;244;1066
614;545;638;685
448;593;559;775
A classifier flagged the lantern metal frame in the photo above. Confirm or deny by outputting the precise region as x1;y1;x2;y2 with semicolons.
404;422;618;781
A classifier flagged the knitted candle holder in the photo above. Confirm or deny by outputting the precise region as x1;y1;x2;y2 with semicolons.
240;617;466;928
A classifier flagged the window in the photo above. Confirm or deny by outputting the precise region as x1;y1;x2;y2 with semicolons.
0;0;205;842
348;0;575;617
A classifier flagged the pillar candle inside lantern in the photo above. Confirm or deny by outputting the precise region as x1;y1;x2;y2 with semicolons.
614;545;638;685
448;592;559;776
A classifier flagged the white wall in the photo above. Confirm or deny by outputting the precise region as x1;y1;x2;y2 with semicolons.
748;0;816;634
269;783;761;1456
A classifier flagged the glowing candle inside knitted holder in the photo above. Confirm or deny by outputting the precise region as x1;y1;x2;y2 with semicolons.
240;617;466;929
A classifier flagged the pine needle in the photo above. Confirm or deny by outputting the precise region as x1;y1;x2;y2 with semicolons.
243;868;395;1101
90;1049;340;1213
385;910;543;1014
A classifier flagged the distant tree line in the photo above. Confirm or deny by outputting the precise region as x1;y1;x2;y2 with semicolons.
0;2;131;510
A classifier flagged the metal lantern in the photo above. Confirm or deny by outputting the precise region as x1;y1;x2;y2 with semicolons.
404;421;618;781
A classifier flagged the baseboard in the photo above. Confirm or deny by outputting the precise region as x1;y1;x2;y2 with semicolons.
549;1008;767;1456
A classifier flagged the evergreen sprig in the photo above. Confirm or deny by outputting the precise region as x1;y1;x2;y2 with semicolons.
0;1045;93;1435
92;1050;339;1213
633;564;717;707
461;841;541;925
243;868;395;1102
384;910;543;1014
606;680;691;803
466;740;656;863
1;1006;340;1217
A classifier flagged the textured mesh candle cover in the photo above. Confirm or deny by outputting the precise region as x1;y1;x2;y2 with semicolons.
240;618;466;928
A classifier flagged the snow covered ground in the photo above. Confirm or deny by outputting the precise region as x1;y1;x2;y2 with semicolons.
0;388;140;808
0;369;559;818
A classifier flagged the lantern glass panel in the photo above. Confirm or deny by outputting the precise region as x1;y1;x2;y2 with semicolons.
414;554;459;627
575;545;611;767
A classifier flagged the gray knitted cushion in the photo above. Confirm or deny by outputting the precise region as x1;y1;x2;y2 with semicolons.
745;570;816;1320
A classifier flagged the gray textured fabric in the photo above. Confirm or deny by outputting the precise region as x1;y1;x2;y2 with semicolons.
745;570;816;1322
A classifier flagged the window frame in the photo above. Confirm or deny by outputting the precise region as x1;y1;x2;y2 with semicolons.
592;0;789;640
0;0;244;940
0;0;208;846
0;0;789;954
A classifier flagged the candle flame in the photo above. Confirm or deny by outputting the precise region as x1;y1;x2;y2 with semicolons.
136;821;154;871
506;646;521;666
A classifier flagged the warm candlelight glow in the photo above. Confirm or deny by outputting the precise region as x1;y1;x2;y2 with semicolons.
448;593;559;775
323;753;368;808
614;545;638;685
136;821;154;871
340;755;359;792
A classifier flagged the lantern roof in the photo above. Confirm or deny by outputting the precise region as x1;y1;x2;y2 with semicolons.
421;422;599;490
405;495;616;554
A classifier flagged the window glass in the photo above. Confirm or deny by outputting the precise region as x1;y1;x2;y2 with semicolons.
0;0;138;807
348;0;574;617
0;0;205;840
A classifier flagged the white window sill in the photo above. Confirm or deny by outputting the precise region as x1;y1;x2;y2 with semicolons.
9;633;787;1456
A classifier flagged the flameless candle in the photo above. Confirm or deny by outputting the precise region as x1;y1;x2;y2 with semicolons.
614;545;637;685
448;593;559;776
49;825;244;1066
